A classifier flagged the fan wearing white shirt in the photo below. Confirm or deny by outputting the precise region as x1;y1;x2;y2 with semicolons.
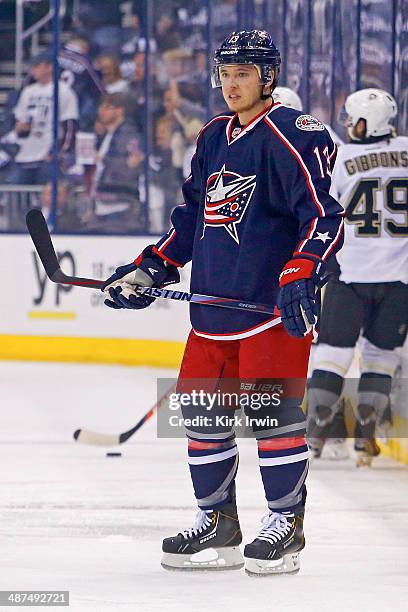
10;51;78;185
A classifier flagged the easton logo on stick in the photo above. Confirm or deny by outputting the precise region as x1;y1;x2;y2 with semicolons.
142;287;192;301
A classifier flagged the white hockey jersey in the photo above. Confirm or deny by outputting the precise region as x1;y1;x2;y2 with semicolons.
330;136;408;283
14;81;78;163
324;124;344;147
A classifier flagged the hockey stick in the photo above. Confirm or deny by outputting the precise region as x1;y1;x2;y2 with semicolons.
26;209;279;316
73;383;175;446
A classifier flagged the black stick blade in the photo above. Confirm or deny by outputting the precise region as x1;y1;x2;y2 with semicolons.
26;209;60;280
26;208;104;290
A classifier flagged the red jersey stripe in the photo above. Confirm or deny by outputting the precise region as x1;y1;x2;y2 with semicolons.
258;436;307;452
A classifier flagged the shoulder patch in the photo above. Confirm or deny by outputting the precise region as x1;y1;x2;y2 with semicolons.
295;114;325;132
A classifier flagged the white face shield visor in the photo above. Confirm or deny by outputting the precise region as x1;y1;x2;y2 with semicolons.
211;62;275;89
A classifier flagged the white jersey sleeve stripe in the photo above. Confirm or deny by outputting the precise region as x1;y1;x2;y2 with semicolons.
157;228;176;252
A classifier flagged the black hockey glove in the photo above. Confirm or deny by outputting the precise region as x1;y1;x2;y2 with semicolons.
277;255;329;338
102;246;180;310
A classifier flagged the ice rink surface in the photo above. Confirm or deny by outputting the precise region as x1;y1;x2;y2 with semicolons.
1;362;408;611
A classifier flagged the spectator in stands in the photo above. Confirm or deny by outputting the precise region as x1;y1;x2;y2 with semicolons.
59;35;105;130
95;55;128;94
128;51;146;109
153;81;206;183
163;80;206;124
121;10;143;66
182;117;204;178
155;14;181;53
161;48;193;86
86;93;144;233
73;1;122;57
0;133;19;182
8;51;78;185
212;0;239;40
177;0;238;44
1;64;38;137
150;114;182;227
126;51;163;130
177;49;208;105
41;180;85;232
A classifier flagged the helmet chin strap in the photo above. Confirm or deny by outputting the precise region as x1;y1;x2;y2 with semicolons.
261;81;274;100
255;65;274;100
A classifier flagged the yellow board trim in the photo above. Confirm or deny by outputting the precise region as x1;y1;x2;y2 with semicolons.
28;311;77;320
0;335;184;369
2;335;408;464
378;414;408;465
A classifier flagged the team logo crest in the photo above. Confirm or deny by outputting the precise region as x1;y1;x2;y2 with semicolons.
204;165;256;244
295;114;325;131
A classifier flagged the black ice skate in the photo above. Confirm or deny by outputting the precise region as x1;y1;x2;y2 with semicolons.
161;496;243;571
355;438;381;467
354;405;381;467
244;511;305;576
308;436;349;460
307;436;325;459
308;401;348;460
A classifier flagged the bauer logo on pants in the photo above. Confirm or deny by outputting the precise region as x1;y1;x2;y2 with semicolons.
204;164;256;244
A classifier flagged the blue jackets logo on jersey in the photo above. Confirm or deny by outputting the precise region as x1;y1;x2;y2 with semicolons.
204;164;256;244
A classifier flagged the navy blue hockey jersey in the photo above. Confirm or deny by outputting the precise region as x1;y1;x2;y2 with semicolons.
155;102;344;339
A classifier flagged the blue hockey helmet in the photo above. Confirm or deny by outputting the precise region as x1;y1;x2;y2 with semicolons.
212;30;281;91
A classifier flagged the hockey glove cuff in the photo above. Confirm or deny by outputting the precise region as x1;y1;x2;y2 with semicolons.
277;256;329;338
102;246;180;310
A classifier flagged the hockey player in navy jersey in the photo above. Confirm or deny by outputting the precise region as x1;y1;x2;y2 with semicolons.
102;30;344;575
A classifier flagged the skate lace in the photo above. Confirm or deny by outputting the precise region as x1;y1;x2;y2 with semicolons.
182;510;213;539
256;512;293;544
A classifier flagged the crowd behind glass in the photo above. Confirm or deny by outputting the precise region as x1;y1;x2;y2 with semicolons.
0;0;405;234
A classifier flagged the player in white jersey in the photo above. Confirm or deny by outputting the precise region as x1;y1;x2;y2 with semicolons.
273;86;344;146
307;88;408;466
10;51;78;184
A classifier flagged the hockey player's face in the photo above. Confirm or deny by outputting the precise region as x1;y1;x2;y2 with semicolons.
219;65;264;114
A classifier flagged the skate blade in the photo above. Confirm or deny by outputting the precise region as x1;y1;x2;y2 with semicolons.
245;552;300;576
356;453;373;467
323;441;349;461
161;546;244;571
308;450;322;463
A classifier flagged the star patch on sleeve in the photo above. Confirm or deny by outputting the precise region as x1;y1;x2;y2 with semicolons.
313;231;331;243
